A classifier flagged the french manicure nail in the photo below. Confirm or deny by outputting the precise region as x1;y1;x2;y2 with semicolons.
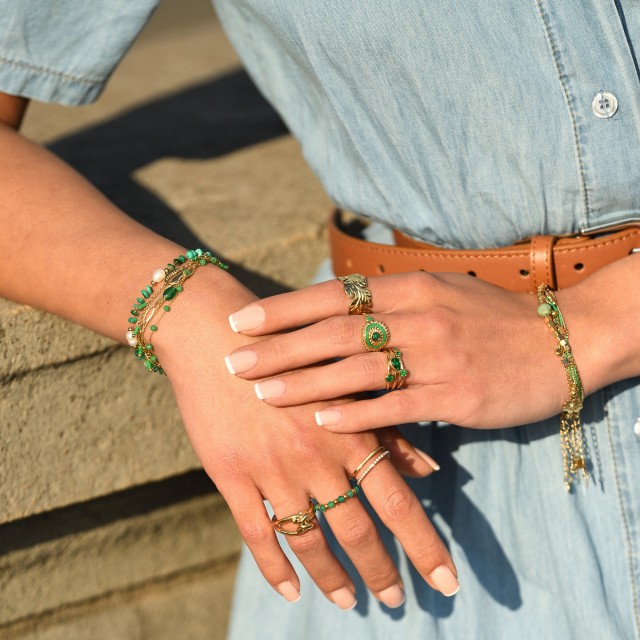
315;410;342;427
255;379;286;400
224;350;258;375
277;581;301;603
329;587;357;610
414;449;440;471
429;565;460;597
376;584;405;608
229;305;265;332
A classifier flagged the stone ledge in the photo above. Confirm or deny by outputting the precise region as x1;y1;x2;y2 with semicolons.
0;477;241;626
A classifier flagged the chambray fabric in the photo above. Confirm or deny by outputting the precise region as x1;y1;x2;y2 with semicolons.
1;1;639;637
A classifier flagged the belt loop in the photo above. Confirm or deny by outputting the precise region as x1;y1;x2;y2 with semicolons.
529;235;558;290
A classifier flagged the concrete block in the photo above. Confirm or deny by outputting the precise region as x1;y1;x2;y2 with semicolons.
0;486;241;626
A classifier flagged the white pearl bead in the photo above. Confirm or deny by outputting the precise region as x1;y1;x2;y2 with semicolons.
152;268;165;284
126;331;137;347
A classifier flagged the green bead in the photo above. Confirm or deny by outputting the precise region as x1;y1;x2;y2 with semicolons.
163;305;170;312
319;505;326;512
391;357;401;369
177;255;186;263
537;302;552;317
347;490;354;498
145;360;153;370
400;370;408;377
372;331;381;341
150;325;158;332
141;289;150;299
163;286;178;301
153;366;159;372
133;326;140;335
337;495;346;503
158;368;164;375
385;374;394;382
176;285;183;292
137;297;144;304
195;248;203;256
210;257;218;264
184;269;192;276
150;355;157;362
138;301;147;309
128;317;137;324
328;501;335;509
146;344;153;350
199;259;206;266
166;263;175;271
354;486;360;494
205;251;212;257
130;309;139;316
186;250;196;260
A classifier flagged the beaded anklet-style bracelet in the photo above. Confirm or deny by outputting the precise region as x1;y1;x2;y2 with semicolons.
126;249;228;374
536;284;588;490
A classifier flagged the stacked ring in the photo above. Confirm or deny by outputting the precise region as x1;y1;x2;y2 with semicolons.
337;273;372;314
271;500;317;536
315;482;360;513
354;449;391;485
384;347;408;390
361;315;390;351
352;445;391;483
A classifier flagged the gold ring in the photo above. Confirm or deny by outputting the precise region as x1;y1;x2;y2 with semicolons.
352;448;391;486
337;274;372;314
361;315;390;351
383;347;408;390
271;500;317;536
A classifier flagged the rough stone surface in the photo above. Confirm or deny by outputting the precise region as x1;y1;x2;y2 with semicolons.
0;488;240;626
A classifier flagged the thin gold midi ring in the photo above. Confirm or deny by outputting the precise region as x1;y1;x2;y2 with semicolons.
351;445;392;485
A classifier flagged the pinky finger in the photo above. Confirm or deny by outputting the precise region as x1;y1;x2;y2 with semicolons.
224;488;302;603
315;389;441;433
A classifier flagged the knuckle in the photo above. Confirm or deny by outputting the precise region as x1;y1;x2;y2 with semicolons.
325;316;357;346
339;517;377;549
380;486;416;522
355;353;384;380
239;520;274;547
287;531;324;558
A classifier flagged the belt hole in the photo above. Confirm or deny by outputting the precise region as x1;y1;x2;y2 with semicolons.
574;263;584;271
467;270;476;277
519;269;529;277
377;264;385;274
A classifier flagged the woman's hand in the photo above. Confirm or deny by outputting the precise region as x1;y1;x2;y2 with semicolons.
223;267;630;433
154;271;458;608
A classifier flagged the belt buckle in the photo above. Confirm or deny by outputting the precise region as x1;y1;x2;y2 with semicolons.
578;217;640;254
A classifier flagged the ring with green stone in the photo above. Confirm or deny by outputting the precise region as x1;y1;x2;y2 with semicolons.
384;347;408;390
314;482;360;513
361;315;390;351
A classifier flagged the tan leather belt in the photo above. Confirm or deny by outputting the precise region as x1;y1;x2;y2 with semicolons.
329;209;640;291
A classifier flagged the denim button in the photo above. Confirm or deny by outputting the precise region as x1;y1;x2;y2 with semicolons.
635;418;640;438
592;91;618;118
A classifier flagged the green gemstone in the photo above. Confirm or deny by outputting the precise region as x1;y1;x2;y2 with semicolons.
177;255;186;263
150;355;157;362
347;490;354;498
146;344;153;350
400;370;408;377
153;366;159;372
158;368;164;375
145;360;153;370
195;248;203;256
537;302;552;317
133;325;140;335
163;286;178;301
184;269;192;276
205;251;212;257
163;305;170;312
328;501;335;509
385;374;394;382
141;289;150;299
150;325;158;332
128;317;137;324
391;357;401;369
167;263;175;271
337;495;346;503
319;505;326;512
176;285;183;292
130;309;139;316
138;301;147;309
372;331;381;341
186;250;196;260
199;259;206;266
211;257;218;264
137;297;144;304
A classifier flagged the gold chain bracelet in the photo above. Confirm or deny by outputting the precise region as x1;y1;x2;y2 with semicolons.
536;284;588;490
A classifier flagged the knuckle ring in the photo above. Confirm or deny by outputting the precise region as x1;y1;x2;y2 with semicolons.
351;445;392;485
383;347;409;390
271;500;317;535
337;273;373;315
361;314;390;351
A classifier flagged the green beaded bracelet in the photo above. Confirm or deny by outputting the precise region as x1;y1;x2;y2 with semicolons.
126;249;228;374
314;483;360;513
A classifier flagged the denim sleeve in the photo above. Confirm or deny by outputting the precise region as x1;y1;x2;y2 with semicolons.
0;0;161;105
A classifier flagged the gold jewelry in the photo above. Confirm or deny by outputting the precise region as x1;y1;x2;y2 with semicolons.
337;273;373;314
536;284;588;490
353;449;391;485
271;500;317;535
315;484;360;513
383;347;408;390
361;315;390;351
352;445;386;478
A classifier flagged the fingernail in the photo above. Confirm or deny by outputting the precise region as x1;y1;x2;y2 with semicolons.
429;565;460;597
255;379;286;400
376;584;405;608
277;581;301;603
315;410;342;427
329;587;357;610
414;449;440;471
224;350;258;375
229;305;265;333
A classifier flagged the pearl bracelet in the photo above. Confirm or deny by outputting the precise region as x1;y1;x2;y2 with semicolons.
126;249;228;374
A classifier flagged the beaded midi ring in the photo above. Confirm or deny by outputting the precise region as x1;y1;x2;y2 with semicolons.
314;481;360;513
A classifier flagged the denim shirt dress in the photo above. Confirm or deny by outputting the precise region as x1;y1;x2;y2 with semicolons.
1;1;639;638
